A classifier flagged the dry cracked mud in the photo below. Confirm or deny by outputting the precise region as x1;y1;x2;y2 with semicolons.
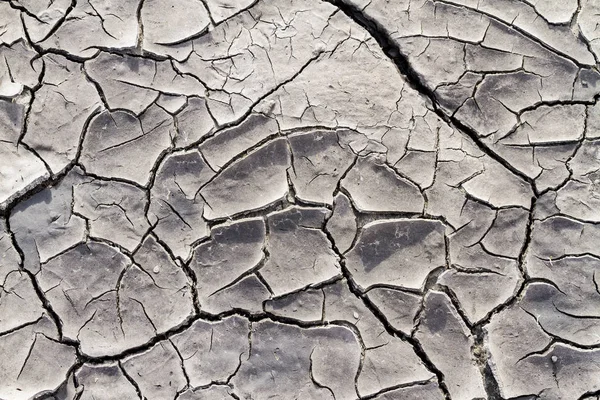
1;0;600;399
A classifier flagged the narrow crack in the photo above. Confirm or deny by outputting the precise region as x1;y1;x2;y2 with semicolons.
4;217;66;340
321;215;453;399
322;0;538;192
119;361;144;399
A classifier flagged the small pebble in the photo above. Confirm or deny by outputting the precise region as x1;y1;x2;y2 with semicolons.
313;42;326;55
153;266;160;274
551;356;558;363
353;312;359;319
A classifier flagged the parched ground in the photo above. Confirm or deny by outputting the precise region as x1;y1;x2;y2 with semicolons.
1;0;600;399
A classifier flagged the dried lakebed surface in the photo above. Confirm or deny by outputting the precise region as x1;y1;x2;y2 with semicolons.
1;0;600;399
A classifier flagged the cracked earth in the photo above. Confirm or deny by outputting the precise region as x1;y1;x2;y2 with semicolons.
1;0;600;399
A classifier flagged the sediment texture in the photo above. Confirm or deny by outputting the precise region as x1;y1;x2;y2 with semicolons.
1;0;599;398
